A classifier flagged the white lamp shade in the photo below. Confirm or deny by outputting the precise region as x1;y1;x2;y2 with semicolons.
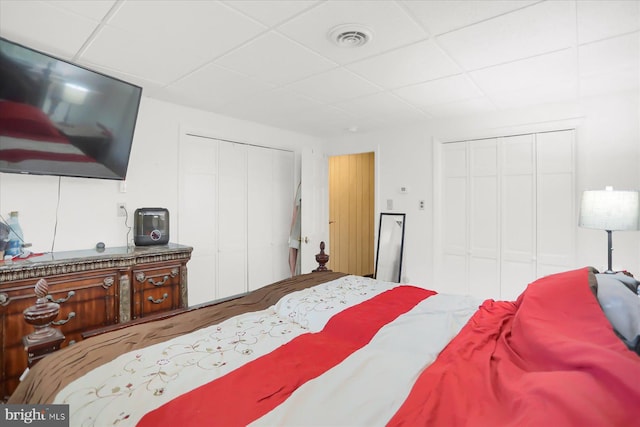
579;189;640;231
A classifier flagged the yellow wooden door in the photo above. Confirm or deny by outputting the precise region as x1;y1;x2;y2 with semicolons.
328;152;375;276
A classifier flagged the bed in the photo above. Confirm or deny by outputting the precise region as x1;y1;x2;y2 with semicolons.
8;265;640;426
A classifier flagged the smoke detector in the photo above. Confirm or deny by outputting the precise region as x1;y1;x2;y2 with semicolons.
329;24;373;48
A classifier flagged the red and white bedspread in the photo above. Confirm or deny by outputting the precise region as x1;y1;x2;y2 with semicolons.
54;269;640;426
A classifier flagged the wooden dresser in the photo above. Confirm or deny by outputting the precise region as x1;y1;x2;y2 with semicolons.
0;243;192;400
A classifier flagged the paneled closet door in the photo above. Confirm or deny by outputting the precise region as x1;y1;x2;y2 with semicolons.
500;134;536;300
536;130;575;277
178;134;218;306
440;143;469;295
218;141;247;299
469;140;500;299
247;147;294;291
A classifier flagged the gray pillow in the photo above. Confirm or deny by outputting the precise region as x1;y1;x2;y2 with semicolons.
596;274;640;342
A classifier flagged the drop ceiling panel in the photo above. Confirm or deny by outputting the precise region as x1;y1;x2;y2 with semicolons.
82;25;211;85
334;92;427;121
224;0;320;27
437;1;576;71
400;0;538;36
215;32;337;86
286;68;380;104
422;96;497;118
162;64;275;111
0;0;100;57
577;0;640;44
346;39;461;89
277;0;428;64
393;74;484;108
471;49;577;97
46;0;117;21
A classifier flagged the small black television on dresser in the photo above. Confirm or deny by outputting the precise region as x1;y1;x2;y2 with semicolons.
0;37;142;180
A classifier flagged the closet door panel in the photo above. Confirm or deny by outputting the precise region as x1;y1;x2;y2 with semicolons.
248;146;274;291
218;141;247;298
469;141;499;297
536;131;574;272
271;150;294;280
179;135;218;306
501;134;536;298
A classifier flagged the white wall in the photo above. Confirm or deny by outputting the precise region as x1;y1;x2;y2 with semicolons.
327;90;640;290
0;96;323;259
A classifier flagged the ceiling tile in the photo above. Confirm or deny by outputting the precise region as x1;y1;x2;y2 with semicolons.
334;92;427;121
471;49;577;96
400;0;538;36
577;0;640;44
393;74;483;108
422;96;497;118
286;68;380;104
277;0;427;64
0;0;100;58
161;63;275;111
332;92;430;132
437;0;576;71
46;0;117;21
105;1;267;60
223;0;320;27
222;88;325;122
215;32;337;86
490;79;578;110
346;39;461;89
81;25;207;85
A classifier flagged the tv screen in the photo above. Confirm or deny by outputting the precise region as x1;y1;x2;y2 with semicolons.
0;37;142;180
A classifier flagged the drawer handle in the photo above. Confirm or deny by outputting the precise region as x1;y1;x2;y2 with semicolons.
136;268;178;287
0;293;9;306
148;293;168;304
47;290;75;304
52;311;76;326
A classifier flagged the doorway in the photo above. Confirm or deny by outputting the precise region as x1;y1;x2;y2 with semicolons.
328;152;375;276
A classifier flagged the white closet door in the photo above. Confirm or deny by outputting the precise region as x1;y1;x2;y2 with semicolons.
178;134;218;306
248;146;273;291
441;143;468;295
536;130;575;276
469;140;500;299
271;150;294;281
247;148;294;291
218;141;247;298
500;134;536;300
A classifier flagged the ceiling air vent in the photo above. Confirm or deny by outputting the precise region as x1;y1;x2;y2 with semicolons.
329;24;373;48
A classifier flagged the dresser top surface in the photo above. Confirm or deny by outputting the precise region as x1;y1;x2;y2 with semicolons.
0;243;192;273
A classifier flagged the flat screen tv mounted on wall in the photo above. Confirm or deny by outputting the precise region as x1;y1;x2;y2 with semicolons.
0;37;142;180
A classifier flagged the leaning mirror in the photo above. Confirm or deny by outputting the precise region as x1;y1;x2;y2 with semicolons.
375;213;406;283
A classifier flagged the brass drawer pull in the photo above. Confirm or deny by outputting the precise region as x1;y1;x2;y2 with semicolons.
148;293;168;304
0;293;9;306
47;290;75;304
52;311;76;326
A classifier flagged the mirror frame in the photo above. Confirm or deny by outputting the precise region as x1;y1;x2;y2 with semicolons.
374;212;406;283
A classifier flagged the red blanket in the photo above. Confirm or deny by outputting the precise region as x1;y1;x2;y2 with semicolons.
389;267;640;427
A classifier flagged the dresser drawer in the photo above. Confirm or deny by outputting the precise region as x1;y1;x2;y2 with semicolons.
45;271;119;345
132;263;182;319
